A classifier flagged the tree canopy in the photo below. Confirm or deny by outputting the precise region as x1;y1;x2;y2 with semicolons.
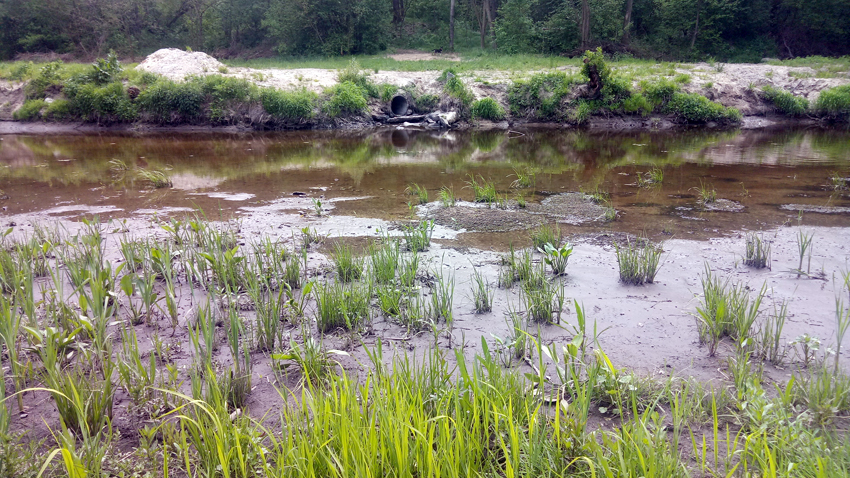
0;0;848;61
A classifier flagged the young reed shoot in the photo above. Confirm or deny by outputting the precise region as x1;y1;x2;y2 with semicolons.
439;186;456;207
744;232;771;269
331;242;364;282
615;238;663;285
405;183;429;204
314;281;371;332
402;220;434;252
470;268;493;313
530;223;561;250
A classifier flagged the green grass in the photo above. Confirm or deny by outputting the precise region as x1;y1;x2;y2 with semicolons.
314;280;371;332
405;182;429;204
470;269;493;313
813;84;850;120
761;85;809;116
530;223;561;250
470;97;505;120
615;238;663;285
744;233;771;269
695;265;766;356
331;242;364;282
402;220;434;252
667;92;742;123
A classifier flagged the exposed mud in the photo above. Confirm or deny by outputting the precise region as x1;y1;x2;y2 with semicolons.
1;126;849;452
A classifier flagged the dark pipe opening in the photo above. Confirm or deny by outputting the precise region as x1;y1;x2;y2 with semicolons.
390;95;408;116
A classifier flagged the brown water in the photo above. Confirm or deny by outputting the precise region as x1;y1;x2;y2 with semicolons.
1;127;849;245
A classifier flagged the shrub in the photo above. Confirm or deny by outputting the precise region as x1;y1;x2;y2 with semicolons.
444;74;473;107
470;97;506;120
337;59;378;98
814;85;850;120
197;75;259;123
622;93;652;115
640;79;680;108
581;47;612;86
323;81;368;118
414;93;439;112
65;82;137;123
261;88;316;121
136;79;204;123
82;51;123;85
13;99;46;120
761;85;808;116
508;72;577;119
667;92;741;123
43;99;72;120
24;61;61;99
599;74;632;109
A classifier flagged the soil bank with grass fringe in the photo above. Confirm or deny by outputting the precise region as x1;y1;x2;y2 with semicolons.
3;48;849;132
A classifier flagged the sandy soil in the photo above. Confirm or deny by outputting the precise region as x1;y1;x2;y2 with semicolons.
135;48;850;119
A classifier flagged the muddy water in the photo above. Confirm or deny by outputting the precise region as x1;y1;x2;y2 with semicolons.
1;127;849;242
2;126;850;389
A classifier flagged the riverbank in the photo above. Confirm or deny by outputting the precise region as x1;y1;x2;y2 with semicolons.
1;49;848;131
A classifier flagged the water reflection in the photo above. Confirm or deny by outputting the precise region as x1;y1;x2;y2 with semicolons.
0;127;848;238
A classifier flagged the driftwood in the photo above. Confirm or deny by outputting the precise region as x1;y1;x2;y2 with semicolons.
386;115;426;124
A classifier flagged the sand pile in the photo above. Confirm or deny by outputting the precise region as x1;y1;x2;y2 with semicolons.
136;48;226;80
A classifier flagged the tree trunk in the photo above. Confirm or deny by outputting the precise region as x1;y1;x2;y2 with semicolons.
450;0;455;50
690;0;701;50
581;0;590;50
392;0;405;26
622;0;633;45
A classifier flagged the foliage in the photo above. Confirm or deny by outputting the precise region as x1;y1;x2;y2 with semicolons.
508;72;577;119
136;79;204;123
761;85;809;116
261;88;316;121
323;81;368;118
443;72;474;107
12;99;45;120
470;97;505;120
667;92;742;123
64;81;138;123
814;84;850;120
493;0;536;54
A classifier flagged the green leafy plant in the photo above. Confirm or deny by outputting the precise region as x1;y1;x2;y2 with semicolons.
538;242;574;276
470;97;505;120
615;238;663;285
744;233;771;269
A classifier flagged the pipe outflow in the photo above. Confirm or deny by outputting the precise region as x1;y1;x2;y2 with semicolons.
390;95;409;116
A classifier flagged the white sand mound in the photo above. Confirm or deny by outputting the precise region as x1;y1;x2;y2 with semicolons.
136;48;226;80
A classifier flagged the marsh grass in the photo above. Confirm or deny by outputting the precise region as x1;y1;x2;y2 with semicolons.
430;263;455;324
402;220;434;252
530;223;561;250
470;268;493;313
522;276;565;324
314;281;371;332
369;240;400;284
405;183;429;204
795;229;814;276
377;283;405;317
744;233;771;269
636;168;664;188
695;266;766;356
465;175;497;205
331;242;364;282
615;238;663;285
272;333;346;385
755;300;788;364
694;180;717;205
439;186;456;207
510;167;536;189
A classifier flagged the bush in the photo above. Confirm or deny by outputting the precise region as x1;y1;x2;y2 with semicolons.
599;74;632;109
581;48;612;86
508;72;577;119
414;93;439;113
640;79;680;107
814;85;850;120
24;61;61;99
261;88;316;121
65;81;137;123
337;59;378;98
667;92;741;123
43;99;72;120
323;81;368;118
444;74;473;107
761;85;808;116
82;52;123;85
622;93;653;116
136;79;204;123
470;97;506;120
13;99;46;120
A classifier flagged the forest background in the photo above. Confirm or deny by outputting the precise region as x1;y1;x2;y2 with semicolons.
0;0;848;63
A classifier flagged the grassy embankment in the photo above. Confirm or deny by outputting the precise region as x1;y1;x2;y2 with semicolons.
0;209;849;476
2;51;848;128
